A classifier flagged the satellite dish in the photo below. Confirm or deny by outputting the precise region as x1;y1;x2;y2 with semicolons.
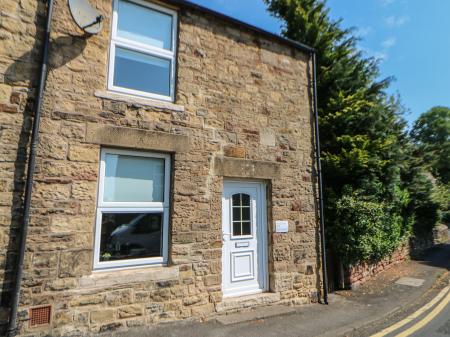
68;0;104;34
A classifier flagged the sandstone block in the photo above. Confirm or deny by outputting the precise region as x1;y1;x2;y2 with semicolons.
90;309;115;324
0;84;12;103
223;145;245;158
69;294;105;307
68;145;99;163
118;305;143;319
71;181;97;200
105;289;133;306
59;250;91;277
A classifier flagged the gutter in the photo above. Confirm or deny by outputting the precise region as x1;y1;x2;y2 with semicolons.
311;52;329;304
7;0;54;335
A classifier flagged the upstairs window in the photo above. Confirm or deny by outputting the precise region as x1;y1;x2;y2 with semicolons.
108;0;177;101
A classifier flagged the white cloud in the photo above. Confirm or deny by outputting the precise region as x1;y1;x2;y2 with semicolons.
384;15;410;27
357;26;373;38
382;37;397;49
374;51;388;61
359;47;388;62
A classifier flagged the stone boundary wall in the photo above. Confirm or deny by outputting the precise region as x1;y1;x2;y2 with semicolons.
345;225;448;288
345;242;410;289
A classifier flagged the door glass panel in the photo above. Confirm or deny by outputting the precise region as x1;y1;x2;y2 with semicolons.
233;222;241;236
231;193;251;236
242;221;251;235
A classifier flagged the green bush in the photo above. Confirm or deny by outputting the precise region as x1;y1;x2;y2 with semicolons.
331;193;408;265
435;183;450;226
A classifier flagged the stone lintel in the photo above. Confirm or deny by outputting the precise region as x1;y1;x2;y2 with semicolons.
78;266;179;289
86;124;190;153
214;156;281;179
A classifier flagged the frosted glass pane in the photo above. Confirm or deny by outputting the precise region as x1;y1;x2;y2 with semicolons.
104;154;165;202
117;0;173;50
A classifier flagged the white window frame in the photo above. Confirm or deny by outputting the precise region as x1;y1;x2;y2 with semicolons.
94;148;171;270
108;0;178;102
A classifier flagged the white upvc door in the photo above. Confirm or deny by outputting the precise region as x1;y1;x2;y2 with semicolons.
222;181;268;298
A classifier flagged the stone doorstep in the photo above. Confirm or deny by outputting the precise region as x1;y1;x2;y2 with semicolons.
215;304;295;325
215;292;281;313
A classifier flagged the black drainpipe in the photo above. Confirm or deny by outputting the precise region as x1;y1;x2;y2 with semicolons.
7;0;54;336
311;51;329;305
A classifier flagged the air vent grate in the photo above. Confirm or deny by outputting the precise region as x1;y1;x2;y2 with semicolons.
30;305;51;326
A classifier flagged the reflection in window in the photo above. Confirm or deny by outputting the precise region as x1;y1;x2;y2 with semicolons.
113;48;171;97
109;0;177;100
100;213;162;262
104;153;165;202
95;149;170;269
232;193;251;236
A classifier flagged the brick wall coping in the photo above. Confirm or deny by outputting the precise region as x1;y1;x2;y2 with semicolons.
95;90;185;112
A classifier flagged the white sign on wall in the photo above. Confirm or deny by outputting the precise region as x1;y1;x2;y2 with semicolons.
275;220;289;233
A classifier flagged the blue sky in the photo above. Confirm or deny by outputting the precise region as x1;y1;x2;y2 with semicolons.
189;0;450;126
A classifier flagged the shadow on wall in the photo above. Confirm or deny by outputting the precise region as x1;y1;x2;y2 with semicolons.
0;2;88;331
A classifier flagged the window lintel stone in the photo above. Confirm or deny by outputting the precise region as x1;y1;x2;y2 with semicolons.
86;124;190;153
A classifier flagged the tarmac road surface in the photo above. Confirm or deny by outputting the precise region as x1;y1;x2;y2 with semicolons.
369;283;450;337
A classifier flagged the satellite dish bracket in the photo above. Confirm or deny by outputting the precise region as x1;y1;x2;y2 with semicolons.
81;15;103;30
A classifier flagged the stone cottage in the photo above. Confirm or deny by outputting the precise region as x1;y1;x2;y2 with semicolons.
0;0;324;335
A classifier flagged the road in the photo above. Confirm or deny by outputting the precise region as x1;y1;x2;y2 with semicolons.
368;282;450;337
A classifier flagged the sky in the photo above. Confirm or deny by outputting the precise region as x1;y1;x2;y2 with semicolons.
188;0;450;126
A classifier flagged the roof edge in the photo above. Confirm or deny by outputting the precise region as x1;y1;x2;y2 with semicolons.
163;0;315;54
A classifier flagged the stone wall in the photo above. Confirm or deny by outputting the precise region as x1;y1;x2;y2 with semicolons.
345;242;410;289
0;0;46;329
0;0;320;336
344;226;449;289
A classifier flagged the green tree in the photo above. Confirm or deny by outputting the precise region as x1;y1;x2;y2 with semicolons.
411;106;450;184
410;106;450;226
264;0;412;265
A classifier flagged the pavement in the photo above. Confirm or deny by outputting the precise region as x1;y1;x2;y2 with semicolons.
103;241;450;337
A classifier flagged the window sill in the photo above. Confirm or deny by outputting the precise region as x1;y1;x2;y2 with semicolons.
95;90;185;112
78;265;179;289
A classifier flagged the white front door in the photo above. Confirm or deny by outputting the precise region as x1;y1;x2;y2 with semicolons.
222;181;268;298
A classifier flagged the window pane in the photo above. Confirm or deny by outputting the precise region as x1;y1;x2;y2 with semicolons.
241;194;250;206
117;0;173;50
232;194;241;207
242;221;251;235
233;222;241;236
242;207;250;222
104;153;165;202
114;47;171;97
232;207;241;222
100;213;163;261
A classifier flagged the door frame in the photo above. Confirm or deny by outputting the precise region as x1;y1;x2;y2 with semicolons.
222;179;269;298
